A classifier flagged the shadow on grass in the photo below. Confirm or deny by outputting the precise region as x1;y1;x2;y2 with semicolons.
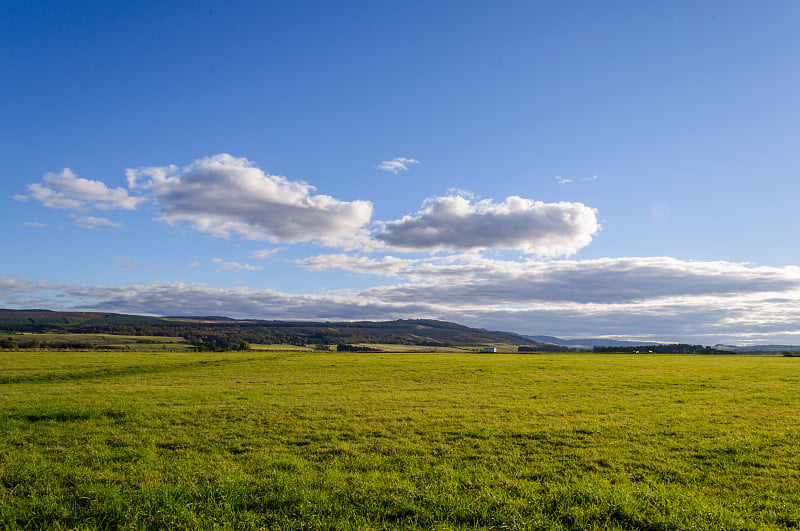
9;408;129;423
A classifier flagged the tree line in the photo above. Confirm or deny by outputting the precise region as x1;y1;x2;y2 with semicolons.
592;344;729;354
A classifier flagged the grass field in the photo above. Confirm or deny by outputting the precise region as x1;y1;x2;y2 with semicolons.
1;332;192;351
0;351;797;530
248;344;318;352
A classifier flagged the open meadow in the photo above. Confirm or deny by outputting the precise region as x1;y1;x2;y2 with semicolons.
0;351;798;530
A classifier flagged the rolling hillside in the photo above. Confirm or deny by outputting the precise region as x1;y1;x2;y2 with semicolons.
0;310;560;350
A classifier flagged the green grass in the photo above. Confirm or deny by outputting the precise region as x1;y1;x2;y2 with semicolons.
248;343;317;351
347;343;471;353
1;332;192;351
330;343;522;353
1;351;798;530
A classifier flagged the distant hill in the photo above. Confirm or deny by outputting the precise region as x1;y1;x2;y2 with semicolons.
526;335;798;355
525;335;661;350
714;344;800;354
4;310;796;353
0;309;561;351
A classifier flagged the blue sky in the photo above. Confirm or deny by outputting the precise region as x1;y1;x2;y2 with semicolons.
2;1;799;345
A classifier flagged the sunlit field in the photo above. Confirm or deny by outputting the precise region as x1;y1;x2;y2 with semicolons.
1;351;797;530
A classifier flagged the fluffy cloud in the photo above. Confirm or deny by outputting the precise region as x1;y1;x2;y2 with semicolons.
16;168;144;211
377;157;420;174
377;195;599;256
70;215;123;230
18;156;600;257
126;154;373;247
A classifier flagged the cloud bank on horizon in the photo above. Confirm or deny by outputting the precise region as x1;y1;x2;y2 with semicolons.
2;255;800;344
6;153;800;345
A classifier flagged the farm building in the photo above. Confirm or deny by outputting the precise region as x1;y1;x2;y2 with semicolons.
482;347;497;353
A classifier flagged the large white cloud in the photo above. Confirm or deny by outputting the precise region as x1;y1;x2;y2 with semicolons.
15;168;144;211
125;154;373;247
376;195;599;256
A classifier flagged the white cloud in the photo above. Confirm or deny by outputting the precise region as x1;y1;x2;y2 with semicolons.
0;278;70;308
21;221;46;228
70;215;123;230
215;261;265;272
359;256;800;305
300;254;414;277
0;277;41;293
556;175;598;184
446;188;477;199
125;154;373;248
377;157;420;174
376;195;599;256
17;168;145;211
251;247;284;260
300;254;800;303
